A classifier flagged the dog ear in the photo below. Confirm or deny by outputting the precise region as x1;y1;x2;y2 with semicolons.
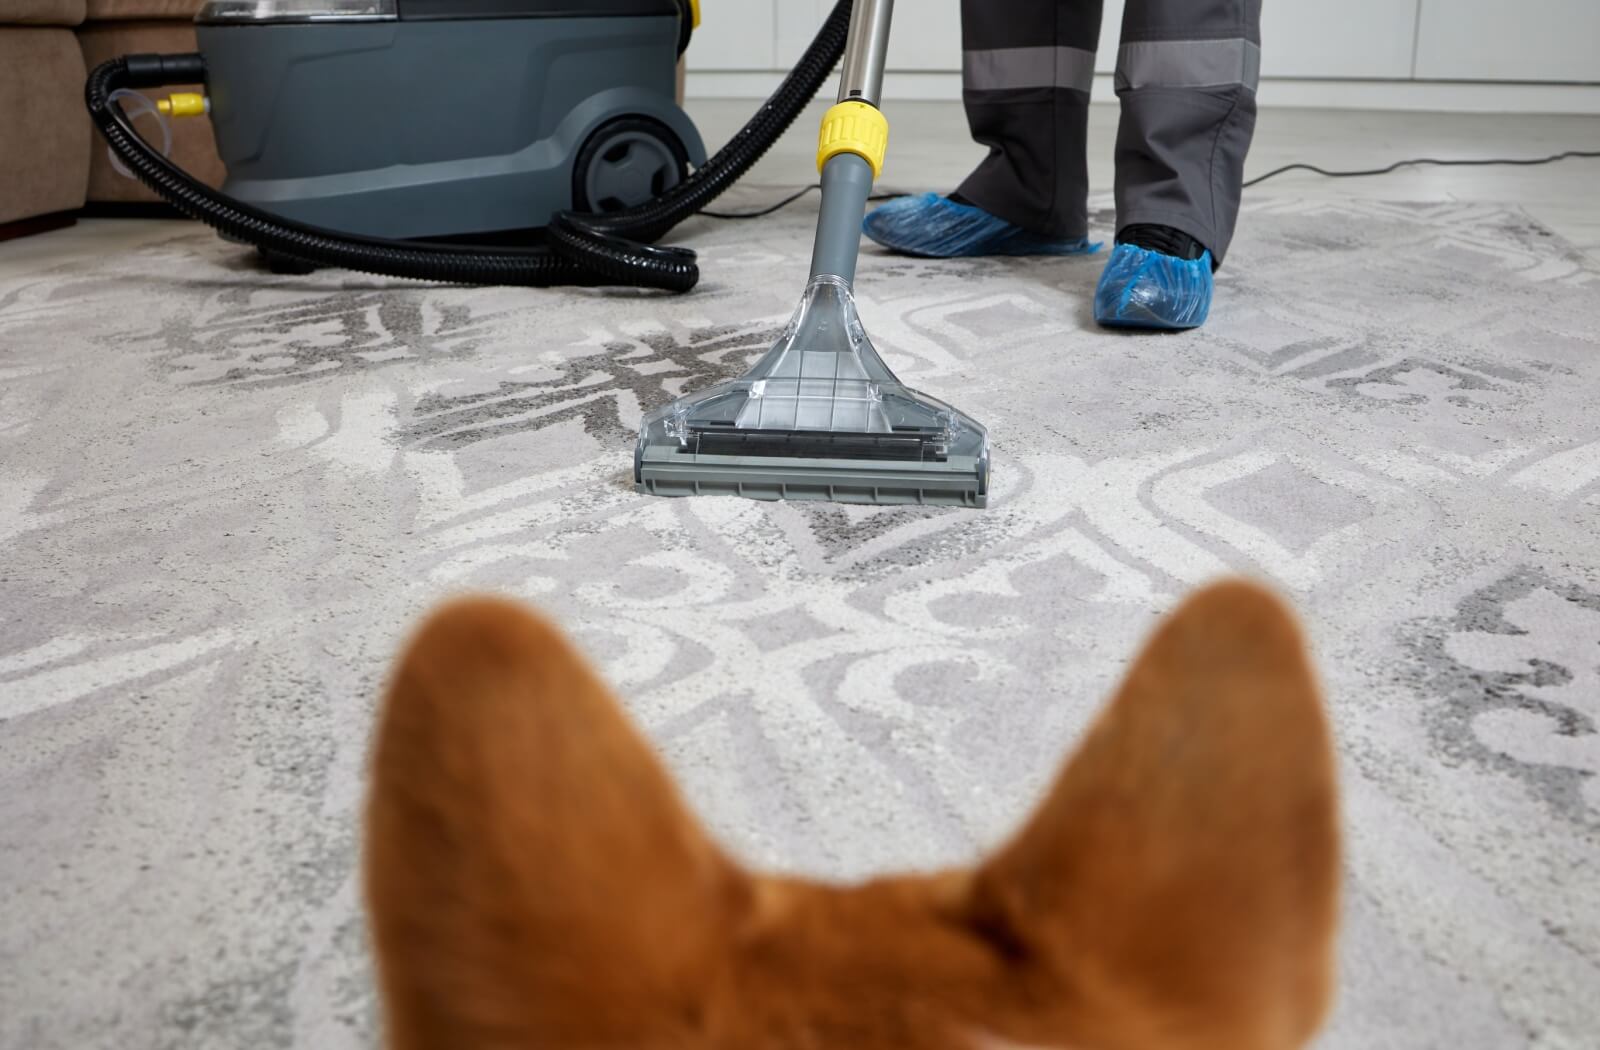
965;581;1341;1050
364;597;749;1050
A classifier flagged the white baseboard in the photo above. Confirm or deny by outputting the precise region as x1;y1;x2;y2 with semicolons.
686;70;1600;114
1253;78;1600;113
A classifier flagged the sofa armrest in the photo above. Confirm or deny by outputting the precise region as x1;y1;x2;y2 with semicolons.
0;28;91;225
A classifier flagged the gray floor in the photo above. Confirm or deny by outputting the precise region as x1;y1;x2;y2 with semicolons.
4;104;1597;279
2;105;1599;1049
691;101;1600;254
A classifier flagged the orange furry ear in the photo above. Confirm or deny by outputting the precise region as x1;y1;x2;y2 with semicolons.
967;580;1341;1050
364;597;749;1050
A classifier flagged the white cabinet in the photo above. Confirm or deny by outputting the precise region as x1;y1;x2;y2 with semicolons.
1257;0;1419;80
1416;0;1600;83
776;0;831;66
882;0;963;70
775;0;961;70
1097;0;1419;80
688;0;776;70
712;0;1600;98
776;0;1425;80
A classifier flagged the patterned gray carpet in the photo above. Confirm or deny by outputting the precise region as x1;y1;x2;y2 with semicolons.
2;198;1598;1048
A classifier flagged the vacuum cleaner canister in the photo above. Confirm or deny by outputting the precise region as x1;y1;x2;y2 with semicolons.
194;0;706;240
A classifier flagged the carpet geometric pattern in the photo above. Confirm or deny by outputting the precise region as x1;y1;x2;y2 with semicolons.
2;198;1597;1048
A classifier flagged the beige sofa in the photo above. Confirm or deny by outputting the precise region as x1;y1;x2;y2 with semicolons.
0;1;93;234
0;0;221;239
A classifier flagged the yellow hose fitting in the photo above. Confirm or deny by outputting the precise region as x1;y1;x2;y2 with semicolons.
156;93;208;117
816;100;888;180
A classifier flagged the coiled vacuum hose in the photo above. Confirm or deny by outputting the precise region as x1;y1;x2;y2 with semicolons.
84;1;853;293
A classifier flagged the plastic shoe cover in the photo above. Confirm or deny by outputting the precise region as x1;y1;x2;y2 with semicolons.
1093;242;1214;330
863;193;1098;259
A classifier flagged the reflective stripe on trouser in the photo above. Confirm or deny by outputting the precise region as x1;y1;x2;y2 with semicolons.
1114;0;1262;265
956;0;1104;240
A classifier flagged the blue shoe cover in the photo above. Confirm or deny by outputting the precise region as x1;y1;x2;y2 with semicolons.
863;193;1098;259
1093;242;1214;330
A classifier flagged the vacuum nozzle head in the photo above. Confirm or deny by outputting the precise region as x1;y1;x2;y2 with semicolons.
635;276;989;508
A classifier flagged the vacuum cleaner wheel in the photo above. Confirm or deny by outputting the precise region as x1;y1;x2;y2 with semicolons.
572;117;690;216
256;248;317;276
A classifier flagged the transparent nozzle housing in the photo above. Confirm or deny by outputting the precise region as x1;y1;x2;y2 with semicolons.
635;276;990;506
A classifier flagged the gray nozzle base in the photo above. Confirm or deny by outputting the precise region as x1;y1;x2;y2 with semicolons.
807;152;875;287
636;451;989;509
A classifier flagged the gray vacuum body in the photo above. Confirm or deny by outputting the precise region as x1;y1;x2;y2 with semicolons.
195;0;706;240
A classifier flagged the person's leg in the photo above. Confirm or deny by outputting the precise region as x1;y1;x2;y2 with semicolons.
956;0;1104;238
1094;0;1262;329
863;0;1104;258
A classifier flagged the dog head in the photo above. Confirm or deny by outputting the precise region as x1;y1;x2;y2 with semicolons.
365;580;1340;1050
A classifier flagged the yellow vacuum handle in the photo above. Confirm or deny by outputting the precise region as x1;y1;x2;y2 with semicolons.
816;100;889;180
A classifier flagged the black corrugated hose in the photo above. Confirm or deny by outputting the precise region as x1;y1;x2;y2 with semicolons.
84;1;853;293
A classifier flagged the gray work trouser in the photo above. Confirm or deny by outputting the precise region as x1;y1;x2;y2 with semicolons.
956;0;1262;265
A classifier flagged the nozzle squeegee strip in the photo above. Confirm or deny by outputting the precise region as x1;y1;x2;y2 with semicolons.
634;449;988;508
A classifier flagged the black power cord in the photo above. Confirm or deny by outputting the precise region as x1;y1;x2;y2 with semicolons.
1242;148;1600;188
703;148;1600;219
701;184;907;219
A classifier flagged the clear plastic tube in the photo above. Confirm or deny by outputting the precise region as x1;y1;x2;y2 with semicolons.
106;89;172;180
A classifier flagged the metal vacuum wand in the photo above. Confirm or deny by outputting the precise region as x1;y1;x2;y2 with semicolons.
808;0;894;287
838;0;894;106
633;0;990;508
